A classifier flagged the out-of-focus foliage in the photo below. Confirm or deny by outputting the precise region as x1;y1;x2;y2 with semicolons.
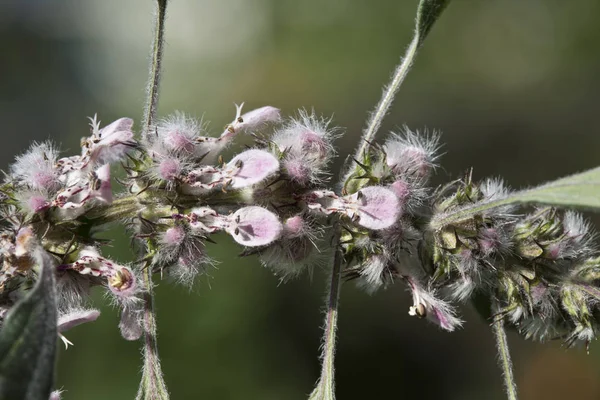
2;0;600;399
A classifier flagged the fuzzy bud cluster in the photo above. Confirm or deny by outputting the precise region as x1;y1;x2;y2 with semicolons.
421;173;600;346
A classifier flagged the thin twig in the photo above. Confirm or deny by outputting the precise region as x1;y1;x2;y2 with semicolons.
491;299;519;400
309;236;343;400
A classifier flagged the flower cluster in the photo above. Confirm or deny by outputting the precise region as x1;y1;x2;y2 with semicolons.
421;174;600;346
129;106;343;288
2;103;599;363
307;128;453;329
10;117;134;218
0;117;138;345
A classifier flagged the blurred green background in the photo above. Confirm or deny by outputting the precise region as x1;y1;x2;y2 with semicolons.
3;0;600;399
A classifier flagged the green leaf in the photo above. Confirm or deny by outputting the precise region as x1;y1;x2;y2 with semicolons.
0;248;58;400
415;0;452;46
431;166;600;229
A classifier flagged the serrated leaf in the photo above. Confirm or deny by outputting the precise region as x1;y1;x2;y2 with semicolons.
431;166;600;229
0;248;58;400
415;0;451;46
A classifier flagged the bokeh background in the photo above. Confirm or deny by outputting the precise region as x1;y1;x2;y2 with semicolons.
2;0;600;399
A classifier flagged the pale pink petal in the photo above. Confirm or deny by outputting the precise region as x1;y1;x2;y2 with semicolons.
352;186;400;230
227;149;279;189
58;308;101;332
228;206;282;246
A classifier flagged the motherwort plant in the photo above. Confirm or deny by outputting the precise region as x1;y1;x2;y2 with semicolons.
1;1;600;399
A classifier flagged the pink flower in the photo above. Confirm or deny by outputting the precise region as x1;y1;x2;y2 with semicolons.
227;206;282;246
86;116;136;166
90;164;113;204
347;186;401;230
226;149;279;189
283;157;312;186
58;308;101;333
119;304;143;341
57;308;101;348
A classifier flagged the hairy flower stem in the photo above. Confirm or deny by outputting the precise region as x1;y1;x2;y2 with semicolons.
492;300;519;400
354;0;451;163
137;0;170;399
143;0;168;135
355;37;419;162
309;236;343;400
136;260;169;400
308;32;420;400
312;2;453;398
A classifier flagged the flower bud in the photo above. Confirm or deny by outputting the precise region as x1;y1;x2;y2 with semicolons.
158;157;182;181
272;110;337;186
383;128;440;181
283;215;307;238
49;390;63;400
20;193;51;214
221;103;281;139
11;142;60;191
355;253;391;294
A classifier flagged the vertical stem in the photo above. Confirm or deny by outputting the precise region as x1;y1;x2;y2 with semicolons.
491;300;519;400
309;242;343;400
136;261;170;400
354;37;419;162
137;1;169;399
143;0;168;135
311;2;452;398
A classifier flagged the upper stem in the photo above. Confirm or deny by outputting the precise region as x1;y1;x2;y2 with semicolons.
143;0;168;135
354;36;419;162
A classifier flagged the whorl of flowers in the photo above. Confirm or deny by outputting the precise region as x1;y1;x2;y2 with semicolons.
2;103;600;360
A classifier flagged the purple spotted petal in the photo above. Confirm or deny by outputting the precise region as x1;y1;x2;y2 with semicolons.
353;186;400;230
227;149;279;189
228;206;282;246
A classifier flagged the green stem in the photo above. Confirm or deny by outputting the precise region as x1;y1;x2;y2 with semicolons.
87;195;141;223
309;240;343;400
354;36;419;162
137;1;170;399
491;300;519;400
136;260;169;400
143;0;168;135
